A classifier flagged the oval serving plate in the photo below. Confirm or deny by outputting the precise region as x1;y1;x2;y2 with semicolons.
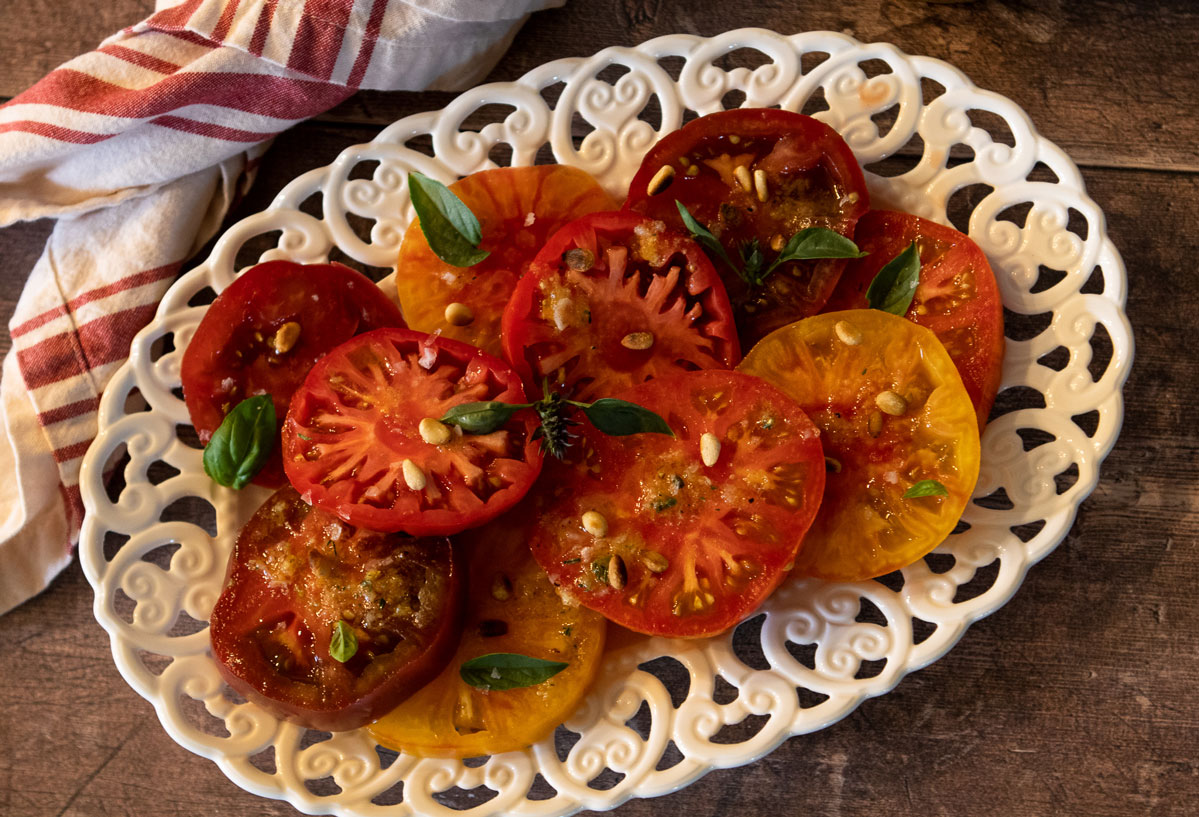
79;28;1132;817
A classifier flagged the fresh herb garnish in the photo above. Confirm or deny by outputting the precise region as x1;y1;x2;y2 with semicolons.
408;171;490;268
591;559;609;585
903;479;949;499
866;241;921;315
329;620;358;663
459;653;568;691
676;200;865;287
651;495;678;512
202;394;275;489
440;384;673;460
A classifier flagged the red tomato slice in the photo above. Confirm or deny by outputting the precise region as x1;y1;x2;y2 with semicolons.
822;210;1006;428
283;328;542;535
395;166;617;357
528;370;825;638
501;211;740;400
209;486;464;732
181;260;405;486
624;109;869;347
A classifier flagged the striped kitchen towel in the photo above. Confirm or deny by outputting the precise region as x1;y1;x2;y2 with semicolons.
0;0;563;615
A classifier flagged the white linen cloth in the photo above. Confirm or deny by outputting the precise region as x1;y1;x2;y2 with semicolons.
0;0;563;614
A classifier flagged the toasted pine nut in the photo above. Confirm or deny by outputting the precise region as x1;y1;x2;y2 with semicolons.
620;331;654;350
700;432;721;467
734;164;752;193
647;165;675;196
402;459;426;491
875;390;908;416
272;322;301;354
607;555;627;590
834;320;863;346
581;510;608;537
445;302;474;326
419;417;452;445
753;169;768;202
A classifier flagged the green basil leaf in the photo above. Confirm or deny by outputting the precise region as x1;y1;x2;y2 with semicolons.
441;401;528;434
459;653;568;691
202;394;276;489
676;200;737;272
329;620;358;663
865;241;921;315
408;171;490;268
903;479;949;499
740;239;766;285
774;228;867;263
582;398;674;437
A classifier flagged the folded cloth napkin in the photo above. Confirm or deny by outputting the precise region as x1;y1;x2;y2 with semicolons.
0;0;563;615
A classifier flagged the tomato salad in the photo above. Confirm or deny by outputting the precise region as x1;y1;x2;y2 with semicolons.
184;108;1000;751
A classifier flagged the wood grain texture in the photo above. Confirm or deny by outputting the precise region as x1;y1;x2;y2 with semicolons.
1;2;1196;816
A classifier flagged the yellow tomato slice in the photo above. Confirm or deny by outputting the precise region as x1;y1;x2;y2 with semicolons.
368;512;606;757
394;165;617;357
739;309;980;581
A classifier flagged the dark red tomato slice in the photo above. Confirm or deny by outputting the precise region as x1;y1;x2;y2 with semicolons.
501;211;740;401
624;109;869;347
209;486;464;732
528;369;825;638
181;260;405;486
823;210;1005;427
283;328;542;535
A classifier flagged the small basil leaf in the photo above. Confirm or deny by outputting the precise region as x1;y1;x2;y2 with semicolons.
329;620;358;663
903;479;949;499
865;241;921;315
676;200;737;272
408;171;490;268
774;228;867;264
441;401;527;435
740;239;766;285
582;398;674;437
459;653;568;691
202;394;276;489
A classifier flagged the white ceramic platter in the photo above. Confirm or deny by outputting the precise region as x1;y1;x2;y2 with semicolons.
80;28;1132;817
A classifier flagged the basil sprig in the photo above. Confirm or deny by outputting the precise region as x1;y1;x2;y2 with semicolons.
440;386;673;459
202;394;275;489
676;200;865;287
329;620;358;663
408;171;490;268
903;479;949;499
866;241;921;315
460;653;568;691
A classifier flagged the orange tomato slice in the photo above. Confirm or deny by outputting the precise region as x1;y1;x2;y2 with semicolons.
394;165;617;357
739;310;980;581
368;511;606;757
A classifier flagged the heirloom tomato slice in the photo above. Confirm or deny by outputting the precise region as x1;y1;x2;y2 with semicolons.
369;510;606;757
624;108;869;347
501;211;740;400
739;310;980;582
181;260;405;486
395;166;617;357
528;369;825;638
209;486;464;732
283;328;542;535
823;210;1005;428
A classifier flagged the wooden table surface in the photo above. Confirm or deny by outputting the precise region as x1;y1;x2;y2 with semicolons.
1;2;1196;816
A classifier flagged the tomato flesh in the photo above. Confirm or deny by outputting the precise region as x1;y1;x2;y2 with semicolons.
528;370;825;638
624;109;869;347
369;509;606;757
395;166;617;357
209;487;464;731
740;310;980;581
181;260;405;486
501;211;740;400
283;328;542;535
823;210;1005;428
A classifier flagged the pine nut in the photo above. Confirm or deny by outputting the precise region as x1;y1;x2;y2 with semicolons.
272;322;301;354
419;417;451;445
445;302;474;326
647;165;675;196
753;169;768;202
581;510;608;537
734;164;752;193
402;459;426;491
620;331;654;350
875;390;908;416
700;432;721;467
607;555;627;590
834;320;862;346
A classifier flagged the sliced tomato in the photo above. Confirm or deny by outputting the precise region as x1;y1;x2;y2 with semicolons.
528;369;825;638
501;211;740;400
282;328;542;535
739;310;980;582
368;509;606;757
823;210;1005;428
624;109;869;347
209;486;464;732
395;166;617;357
181;260;405;486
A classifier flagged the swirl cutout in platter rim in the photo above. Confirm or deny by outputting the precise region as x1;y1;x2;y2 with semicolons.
78;28;1132;817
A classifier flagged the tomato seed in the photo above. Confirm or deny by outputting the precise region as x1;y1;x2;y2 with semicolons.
620;331;654;350
581;510;608;537
700;433;722;467
734;164;752;193
490;572;513;601
825;456;842;473
875;390;908;416
445;302;474;326
647;165;675;196
272;321;301;354
402;459;427;491
770;234;785;252
834;320;862;346
564;248;595;272
868;410;884;437
641;550;669;573
418;417;452;445
753;169;768;202
478;619;509;638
